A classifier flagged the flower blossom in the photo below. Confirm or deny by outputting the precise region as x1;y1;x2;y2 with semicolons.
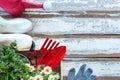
25;63;35;72
33;75;43;80
43;66;52;75
48;75;55;80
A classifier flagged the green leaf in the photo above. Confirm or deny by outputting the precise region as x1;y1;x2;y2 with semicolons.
5;73;9;80
10;72;16;80
0;42;60;80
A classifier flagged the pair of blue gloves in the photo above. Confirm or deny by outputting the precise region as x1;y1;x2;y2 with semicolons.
67;64;96;80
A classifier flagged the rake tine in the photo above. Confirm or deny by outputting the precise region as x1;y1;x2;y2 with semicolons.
53;42;59;49
40;38;49;52
45;39;52;49
48;41;56;50
37;38;60;67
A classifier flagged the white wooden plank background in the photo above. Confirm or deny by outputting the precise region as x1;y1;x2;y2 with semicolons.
27;0;120;11
61;58;120;79
33;38;120;55
1;0;120;16
1;0;120;79
16;1;120;80
30;18;120;35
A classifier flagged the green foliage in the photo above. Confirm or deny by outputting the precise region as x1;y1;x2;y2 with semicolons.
0;42;60;80
0;42;31;80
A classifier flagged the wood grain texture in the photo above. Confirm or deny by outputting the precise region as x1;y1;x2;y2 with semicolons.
1;0;120;16
33;38;120;55
1;0;120;12
29;18;120;35
61;58;120;80
27;0;120;11
1;0;120;79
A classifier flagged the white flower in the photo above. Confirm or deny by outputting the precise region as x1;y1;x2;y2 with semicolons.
48;75;55;80
40;70;46;76
54;74;60;79
29;76;34;80
33;75;43;80
29;66;35;72
20;78;24;80
25;63;31;67
43;66;52;75
25;63;35;72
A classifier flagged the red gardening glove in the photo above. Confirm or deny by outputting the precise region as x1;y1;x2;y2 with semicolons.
41;46;66;70
0;0;52;16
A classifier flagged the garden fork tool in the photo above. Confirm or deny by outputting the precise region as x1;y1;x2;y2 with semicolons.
0;0;52;16
36;38;59;67
42;46;66;70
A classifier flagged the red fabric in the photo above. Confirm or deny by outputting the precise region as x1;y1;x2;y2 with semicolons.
0;0;43;16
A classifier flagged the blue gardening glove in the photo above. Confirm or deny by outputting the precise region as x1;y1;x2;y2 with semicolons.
67;64;96;80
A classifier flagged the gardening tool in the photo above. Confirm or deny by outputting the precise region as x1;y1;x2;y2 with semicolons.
0;16;32;33
0;0;52;16
42;46;66;70
37;38;59;67
67;64;96;80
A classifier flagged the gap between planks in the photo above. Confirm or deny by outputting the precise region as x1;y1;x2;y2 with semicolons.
29;34;120;38
22;13;120;18
1;11;120;18
63;76;120;80
64;54;120;58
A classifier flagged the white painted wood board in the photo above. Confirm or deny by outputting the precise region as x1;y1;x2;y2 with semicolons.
30;18;120;35
26;0;120;11
1;0;120;15
33;38;120;55
61;58;120;80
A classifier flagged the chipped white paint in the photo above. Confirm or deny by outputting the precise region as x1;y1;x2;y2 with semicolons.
27;0;120;11
94;0;98;3
61;58;120;79
31;18;120;35
1;0;120;14
0;1;120;80
34;38;120;54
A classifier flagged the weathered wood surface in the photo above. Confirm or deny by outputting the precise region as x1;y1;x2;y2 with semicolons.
1;0;120;16
2;0;120;11
26;0;120;11
0;1;120;56
61;58;120;80
1;16;120;56
30;18;120;35
1;0;120;79
33;38;120;55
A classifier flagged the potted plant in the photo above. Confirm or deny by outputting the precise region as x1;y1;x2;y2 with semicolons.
0;42;60;80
